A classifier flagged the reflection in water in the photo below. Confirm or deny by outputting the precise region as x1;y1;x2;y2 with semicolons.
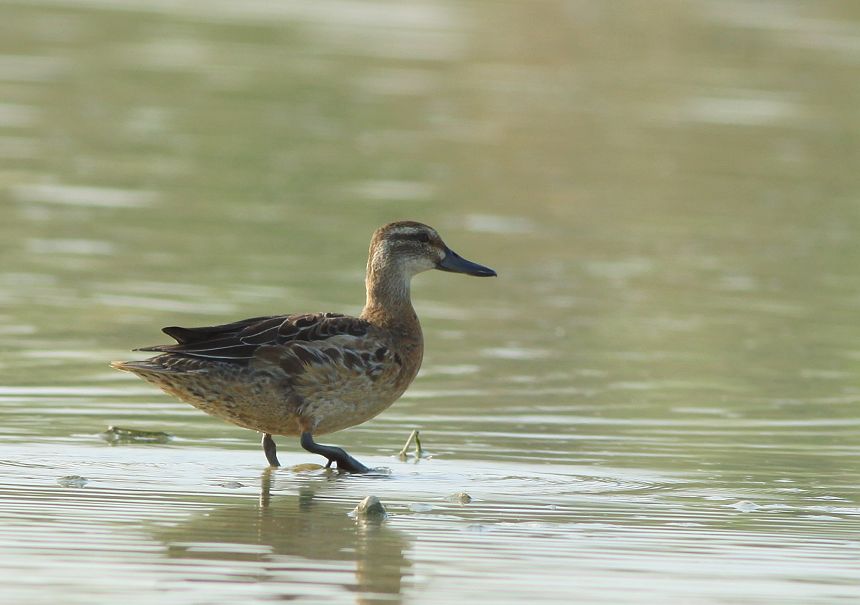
155;470;410;605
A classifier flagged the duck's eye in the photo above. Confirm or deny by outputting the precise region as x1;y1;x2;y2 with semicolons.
417;233;430;243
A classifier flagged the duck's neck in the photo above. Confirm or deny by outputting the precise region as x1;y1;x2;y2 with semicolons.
360;263;418;330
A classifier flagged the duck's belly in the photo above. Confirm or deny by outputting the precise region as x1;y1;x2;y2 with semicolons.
275;349;417;435
155;365;409;437
150;367;301;434
299;387;405;435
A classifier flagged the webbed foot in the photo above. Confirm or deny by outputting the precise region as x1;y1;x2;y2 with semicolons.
300;431;370;473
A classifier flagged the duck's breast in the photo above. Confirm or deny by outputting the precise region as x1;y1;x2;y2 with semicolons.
274;330;421;435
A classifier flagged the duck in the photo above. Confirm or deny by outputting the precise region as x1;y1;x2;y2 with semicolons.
111;221;496;473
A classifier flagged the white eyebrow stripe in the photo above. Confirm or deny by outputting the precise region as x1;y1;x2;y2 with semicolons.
390;227;428;237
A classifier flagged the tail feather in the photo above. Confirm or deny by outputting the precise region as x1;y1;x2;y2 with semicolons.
110;359;177;374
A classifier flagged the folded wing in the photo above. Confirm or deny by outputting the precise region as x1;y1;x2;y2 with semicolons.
137;312;371;366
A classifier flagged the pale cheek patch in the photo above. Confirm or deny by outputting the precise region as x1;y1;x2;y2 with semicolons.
409;255;437;273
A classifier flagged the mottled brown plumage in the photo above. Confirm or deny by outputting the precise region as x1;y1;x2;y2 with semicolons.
112;221;496;472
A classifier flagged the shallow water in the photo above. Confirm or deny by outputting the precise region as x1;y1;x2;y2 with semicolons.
1;0;859;603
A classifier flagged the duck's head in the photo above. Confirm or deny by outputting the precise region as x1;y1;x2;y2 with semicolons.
368;221;497;279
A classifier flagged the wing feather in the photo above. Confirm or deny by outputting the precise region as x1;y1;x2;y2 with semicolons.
136;312;370;366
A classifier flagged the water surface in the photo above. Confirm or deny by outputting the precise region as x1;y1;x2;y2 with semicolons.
1;1;859;603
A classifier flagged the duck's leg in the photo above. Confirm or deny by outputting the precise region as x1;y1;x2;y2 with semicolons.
262;433;281;467
300;431;370;473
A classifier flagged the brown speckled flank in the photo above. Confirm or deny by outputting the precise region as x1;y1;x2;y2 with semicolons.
112;221;496;472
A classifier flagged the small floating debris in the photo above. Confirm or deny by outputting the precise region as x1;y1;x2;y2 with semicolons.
215;481;246;489
447;492;472;504
352;495;387;519
464;523;491;533
728;500;760;512
398;429;423;460
289;463;325;472
99;426;173;444
57;475;88;488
